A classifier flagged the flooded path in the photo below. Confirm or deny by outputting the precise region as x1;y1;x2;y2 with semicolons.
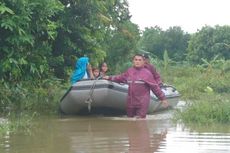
1;110;230;153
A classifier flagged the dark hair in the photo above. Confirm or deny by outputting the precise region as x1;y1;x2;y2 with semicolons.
92;67;99;71
99;62;108;72
142;53;149;59
132;53;144;59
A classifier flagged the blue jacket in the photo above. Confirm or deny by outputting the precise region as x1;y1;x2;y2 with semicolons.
71;57;89;84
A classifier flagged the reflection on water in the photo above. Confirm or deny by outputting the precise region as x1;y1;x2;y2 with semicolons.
158;124;230;153
57;116;170;153
0;111;230;153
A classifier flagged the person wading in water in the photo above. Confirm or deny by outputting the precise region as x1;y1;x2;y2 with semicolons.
103;54;169;118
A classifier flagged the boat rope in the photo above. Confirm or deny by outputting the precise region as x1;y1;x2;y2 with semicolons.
85;77;101;112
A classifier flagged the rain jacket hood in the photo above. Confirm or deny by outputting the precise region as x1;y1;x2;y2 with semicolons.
71;57;89;84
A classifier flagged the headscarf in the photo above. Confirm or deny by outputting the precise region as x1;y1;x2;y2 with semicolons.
71;57;89;84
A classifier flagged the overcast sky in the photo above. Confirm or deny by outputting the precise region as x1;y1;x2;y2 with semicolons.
127;0;230;33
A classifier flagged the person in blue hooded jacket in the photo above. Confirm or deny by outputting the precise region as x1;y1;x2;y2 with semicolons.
71;57;93;84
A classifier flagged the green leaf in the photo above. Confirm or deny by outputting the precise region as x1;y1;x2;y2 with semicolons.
1;22;14;31
0;4;14;15
19;58;28;65
30;64;37;74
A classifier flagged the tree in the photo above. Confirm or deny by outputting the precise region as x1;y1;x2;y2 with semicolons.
138;26;190;61
0;0;64;82
163;26;190;61
104;21;140;72
0;0;140;81
187;25;230;64
138;26;165;59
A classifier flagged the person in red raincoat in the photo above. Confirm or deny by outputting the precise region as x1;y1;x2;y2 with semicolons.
142;53;163;86
103;54;169;118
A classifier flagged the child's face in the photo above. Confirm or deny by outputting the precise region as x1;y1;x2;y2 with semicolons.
93;69;100;77
101;63;108;72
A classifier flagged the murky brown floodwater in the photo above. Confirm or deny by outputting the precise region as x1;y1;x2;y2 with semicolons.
0;110;230;153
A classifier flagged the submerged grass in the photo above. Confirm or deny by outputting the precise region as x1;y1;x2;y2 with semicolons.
162;64;230;125
0;78;67;135
174;94;230;125
0;112;36;136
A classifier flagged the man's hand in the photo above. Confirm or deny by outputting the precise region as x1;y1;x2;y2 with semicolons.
161;100;169;108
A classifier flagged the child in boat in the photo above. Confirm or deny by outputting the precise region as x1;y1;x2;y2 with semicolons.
92;67;100;79
99;62;108;77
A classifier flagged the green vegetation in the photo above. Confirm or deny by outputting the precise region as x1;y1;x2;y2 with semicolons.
162;62;230;125
0;78;65;135
1;0;230;134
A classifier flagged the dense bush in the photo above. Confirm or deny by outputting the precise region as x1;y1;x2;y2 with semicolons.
0;79;65;116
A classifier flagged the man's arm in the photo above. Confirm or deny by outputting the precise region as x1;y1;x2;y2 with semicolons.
144;74;169;108
103;70;129;83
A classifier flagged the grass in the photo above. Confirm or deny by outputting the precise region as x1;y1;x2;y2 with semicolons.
0;79;66;135
161;64;230;125
174;93;230;125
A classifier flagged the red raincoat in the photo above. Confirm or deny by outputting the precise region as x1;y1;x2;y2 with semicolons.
108;66;166;118
144;63;162;85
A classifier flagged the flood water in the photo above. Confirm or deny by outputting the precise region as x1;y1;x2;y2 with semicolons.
1;110;230;153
